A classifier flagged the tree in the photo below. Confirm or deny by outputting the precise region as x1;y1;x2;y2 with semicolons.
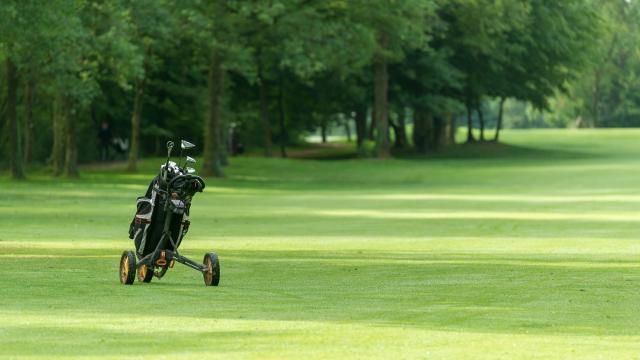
348;0;437;158
559;0;640;128
55;0;140;177
125;0;174;172
243;0;371;157
389;45;463;153
493;0;599;135
437;0;598;142
436;0;515;143
0;0;87;178
180;2;252;177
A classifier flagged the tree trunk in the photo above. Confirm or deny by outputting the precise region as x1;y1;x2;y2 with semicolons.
0;96;6;158
413;109;427;153
445;113;455;145
202;50;225;178
368;106;376;140
344;118;352;142
477;106;485;142
63;98;78;178
389;120;398;147
258;75;272;157
412;110;422;152
52;95;65;176
127;47;152;172
466;103;475;143
219;118;229;166
354;106;367;157
395;109;407;149
592;68;603;128
425;114;435;150
277;74;287;158
494;97;506;142
23;78;34;165
320;118;328;143
373;36;390;158
6;59;24;179
126;84;143;172
432;116;445;150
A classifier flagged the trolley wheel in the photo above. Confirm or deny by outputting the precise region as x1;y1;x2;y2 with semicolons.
119;251;136;285
203;252;220;286
137;264;154;283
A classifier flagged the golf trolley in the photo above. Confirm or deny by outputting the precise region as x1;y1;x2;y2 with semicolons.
119;140;220;286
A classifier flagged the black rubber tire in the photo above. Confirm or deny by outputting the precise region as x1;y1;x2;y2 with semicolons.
119;251;136;285
137;264;154;283
203;252;220;286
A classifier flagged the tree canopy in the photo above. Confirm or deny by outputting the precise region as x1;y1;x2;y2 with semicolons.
0;0;613;179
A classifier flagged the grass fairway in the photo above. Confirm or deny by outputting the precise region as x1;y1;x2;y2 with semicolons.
1;129;639;359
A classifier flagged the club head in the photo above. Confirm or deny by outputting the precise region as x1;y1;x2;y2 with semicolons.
186;156;196;164
181;140;196;150
186;167;196;174
166;141;175;161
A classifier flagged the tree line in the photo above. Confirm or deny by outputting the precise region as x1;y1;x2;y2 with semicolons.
0;0;616;179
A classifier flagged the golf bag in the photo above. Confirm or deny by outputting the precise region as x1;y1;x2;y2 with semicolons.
128;167;198;257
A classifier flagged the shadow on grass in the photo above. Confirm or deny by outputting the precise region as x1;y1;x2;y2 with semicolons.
246;141;595;162
266;139;602;162
2;249;638;338
0;325;280;357
286;143;359;161
397;141;598;161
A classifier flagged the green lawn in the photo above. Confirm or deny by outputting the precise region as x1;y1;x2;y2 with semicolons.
1;129;639;359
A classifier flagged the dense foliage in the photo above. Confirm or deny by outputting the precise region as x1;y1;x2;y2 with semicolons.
0;0;618;179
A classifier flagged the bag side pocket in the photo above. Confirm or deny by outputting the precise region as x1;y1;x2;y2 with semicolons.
131;197;154;254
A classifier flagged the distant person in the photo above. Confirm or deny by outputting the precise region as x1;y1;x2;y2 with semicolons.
230;124;244;155
98;121;113;161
